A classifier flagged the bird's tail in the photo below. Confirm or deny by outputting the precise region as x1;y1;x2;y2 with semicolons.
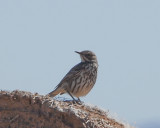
47;87;64;97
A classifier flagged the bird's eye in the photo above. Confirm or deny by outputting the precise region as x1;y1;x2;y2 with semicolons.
86;54;91;57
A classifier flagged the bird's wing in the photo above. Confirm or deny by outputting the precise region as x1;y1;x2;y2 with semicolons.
55;62;85;89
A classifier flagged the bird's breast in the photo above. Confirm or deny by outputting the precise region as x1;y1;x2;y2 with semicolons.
70;63;98;97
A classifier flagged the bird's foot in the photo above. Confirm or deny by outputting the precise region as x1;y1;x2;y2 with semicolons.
72;99;83;105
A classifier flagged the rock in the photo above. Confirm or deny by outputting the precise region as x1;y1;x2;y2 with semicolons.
0;90;132;128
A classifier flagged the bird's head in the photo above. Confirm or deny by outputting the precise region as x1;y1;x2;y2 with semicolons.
75;50;98;63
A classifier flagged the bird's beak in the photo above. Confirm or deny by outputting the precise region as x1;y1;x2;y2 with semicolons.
75;51;81;54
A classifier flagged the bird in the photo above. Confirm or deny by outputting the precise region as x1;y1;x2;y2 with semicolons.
47;50;98;103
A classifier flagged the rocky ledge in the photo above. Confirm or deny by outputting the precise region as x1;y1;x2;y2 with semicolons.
0;90;133;128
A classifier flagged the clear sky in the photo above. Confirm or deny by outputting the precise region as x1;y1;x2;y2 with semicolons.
0;0;160;127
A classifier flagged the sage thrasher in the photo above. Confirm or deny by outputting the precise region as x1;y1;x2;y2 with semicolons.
48;50;98;103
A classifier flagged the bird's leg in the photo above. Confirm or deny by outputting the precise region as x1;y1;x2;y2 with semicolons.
67;91;77;103
78;98;81;103
67;91;82;104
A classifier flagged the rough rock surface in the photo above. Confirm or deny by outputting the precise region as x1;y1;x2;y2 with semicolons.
0;90;130;128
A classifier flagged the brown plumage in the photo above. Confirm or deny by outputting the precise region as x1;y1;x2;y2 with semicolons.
48;50;98;103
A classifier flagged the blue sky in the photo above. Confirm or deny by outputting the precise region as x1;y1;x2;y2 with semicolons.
0;0;160;127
